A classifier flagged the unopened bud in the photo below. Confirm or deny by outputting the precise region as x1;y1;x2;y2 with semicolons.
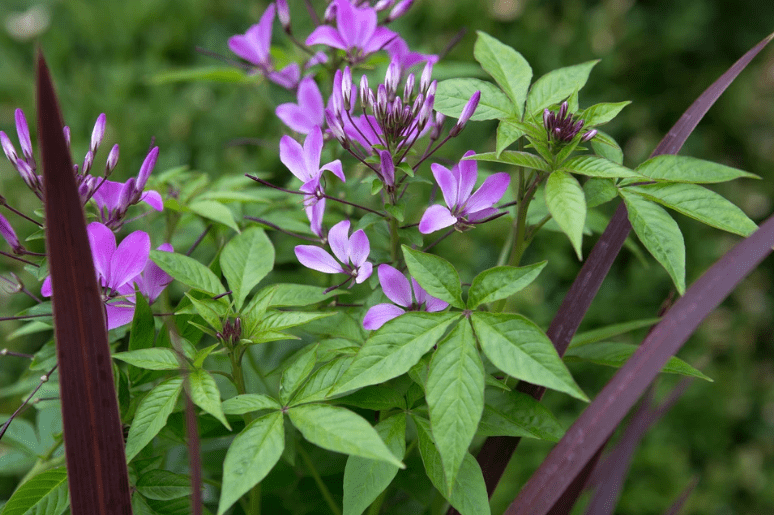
580;129;598;142
376;84;388;118
276;0;291;32
0;131;18;163
342;66;353;111
137;146;159;190
418;95;434;128
420;62;433;93
16;159;36;190
386;0;414;22
374;0;396;11
450;90;480;137
323;1;337;23
106;144;120;173
378;149;395;187
82;150;94;175
359;74;370;108
425;79;437;99
558;101;568;121
0;213;21;254
411;93;424;116
385;60;400;97
325;109;349;149
431;112;445;140
14;109;32;161
91;113;106;153
543;108;552;131
63;126;71;149
119;177;137;212
403;73;415;99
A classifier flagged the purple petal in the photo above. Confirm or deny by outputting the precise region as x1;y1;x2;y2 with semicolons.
304;126;324;176
14;109;32;160
295;245;344;274
91;113;106;152
90;180;125;212
327;219;351;263
362;26;398;55
305;51;328;68
276;104;316;134
0;213;20;251
425;295;449;312
306;197;326;238
467;207;498;222
306;25;346;50
378;150;394;186
87;222;116;283
355;261;373;283
268;63;300;89
335;0;369;49
464;172;510;215
110;230;151;289
229;4;275;65
363;303;405;330
280;135;312;182
430;163;458;209
456;150;478;205
135;243;174;303
105;303;136;330
298;76;324;119
140;190;164;211
348;229;370;267
418;204;457;234
378;264;412;307
137;146;159;191
320;159;345;183
41;276;52;297
0;131;18;162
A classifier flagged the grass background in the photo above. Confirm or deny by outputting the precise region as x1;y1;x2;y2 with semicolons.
1;0;773;513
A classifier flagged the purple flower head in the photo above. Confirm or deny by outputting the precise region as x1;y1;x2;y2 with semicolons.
228;4;300;89
306;0;398;63
294;220;373;284
91;146;163;230
0;213;22;254
41;223;156;330
276;76;325;134
279;126;345;203
363;264;448;330
419;151;510;234
543;101;596;143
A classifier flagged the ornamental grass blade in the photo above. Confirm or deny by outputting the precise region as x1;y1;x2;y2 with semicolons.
505;212;774;514
459;32;774;513
37;50;132;513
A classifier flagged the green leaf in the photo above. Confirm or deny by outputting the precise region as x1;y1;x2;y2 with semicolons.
619;190;686;294
525;60;599;116
185;294;224;333
570;318;661;347
467;151;550;172
473;31;532;118
222;394;282;415
545;170;586;260
560;155;641;179
564;342;712;381
291;356;354;405
188;369;230;430
426;321;484;493
329;312;458;396
342;414;407;515
625;183;757;237
129;291;155;352
583;177;618;208
149;250;225;296
187;200;239;232
413;416;490;515
150;66;256;84
132;493;159;515
435;78;515;121
334;385;406;411
136;470;190;501
495;120;526;155
218;412;284;515
113;348;183;371
268;283;345;307
576;101;631;126
468;262;546;309
590;131;624;164
0;467;68;515
471;312;587;401
253;311;335;333
280;344;318;404
288;404;403;467
635;154;760;183
192;343;219;369
402;245;464;308
125;376;185;461
479;390;564;441
220;227;274;310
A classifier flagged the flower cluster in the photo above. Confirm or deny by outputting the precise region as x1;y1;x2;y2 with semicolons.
543;101;597;143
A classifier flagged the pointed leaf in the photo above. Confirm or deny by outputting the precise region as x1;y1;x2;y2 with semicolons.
626;182;757;237
435;78;516;121
218;412;284;515
473;31;532;118
268;283;344;307
185;294;224;333
570;318;661;346
288;404;403;467
590;130;624;164
583;177;618;208
0;467;68;515
125;377;185;461
150;250;226;295
187;200;239;232
334;385;406;411
113;348;183;371
471;312;587;401
280;344;318;404
468;262;547;309
292;356;354;405
467;151;550;172
635;154;760;183
426;320;484;494
576;101;631;127
343;414;406;515
220;227;274;310
619;190;686;294
479;389;564;441
560;155;641;179
222;393;281;415
545;170;586;260
525;60;599;116
136;470;191;500
189;369;231;429
495;120;526;155
402;245;464;308
329;312;458;397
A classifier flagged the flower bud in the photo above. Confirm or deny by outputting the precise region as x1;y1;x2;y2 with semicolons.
580;129;598;142
106;144;120;173
323;1;337;23
16;159;36;190
14;109;32;161
418;95;434;129
385;60;400;97
374;0;396;11
450;90;480;136
376;84;388;118
403;73;415;99
420;62;433;93
411;93;424;116
62;126;71;149
82;150;94;175
558;101;568;121
342;66;353;111
137;146;159;190
378;149;395;187
91;113;106;153
543;108;552;131
276;0;291;32
386;0;414;22
0;131;18;163
0;213;22;254
425;79;437;99
430;112;445;140
119;177;137;212
359;74;370;108
325;109;349;149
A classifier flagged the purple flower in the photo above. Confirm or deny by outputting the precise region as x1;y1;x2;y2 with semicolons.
276;76;325;134
91;146;163;229
134;243;174;303
419;151;510;234
228;4;300;89
41;223;154;330
363;264;448;330
306;198;326;240
385;37;438;74
0;213;22;254
306;0;398;62
279;126;345;201
294;220;373;284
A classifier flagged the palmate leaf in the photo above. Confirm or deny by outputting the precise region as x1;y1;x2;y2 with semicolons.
426;320;485;494
545;170;586;260
220;227;274;311
125;377;185;461
218;412;284;515
619;190;686;294
0;467;68;515
328;312;459;397
524;60;599;117
473;31;532;119
435;78;516;121
342;413;407;515
467;261;547;308
402;245;464;308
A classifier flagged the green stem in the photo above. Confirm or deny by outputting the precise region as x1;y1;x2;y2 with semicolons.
298;444;342;515
389;214;400;265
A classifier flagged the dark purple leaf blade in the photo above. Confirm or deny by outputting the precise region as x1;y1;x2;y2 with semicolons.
663;477;699;515
37;51;132;514
505;212;774;514
461;32;774;513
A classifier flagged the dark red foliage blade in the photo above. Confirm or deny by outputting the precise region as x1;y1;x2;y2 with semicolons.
662;477;699;515
505;213;774;514
37;51;132;514
460;32;774;512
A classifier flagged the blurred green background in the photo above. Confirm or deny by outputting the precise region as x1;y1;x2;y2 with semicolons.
0;0;773;513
